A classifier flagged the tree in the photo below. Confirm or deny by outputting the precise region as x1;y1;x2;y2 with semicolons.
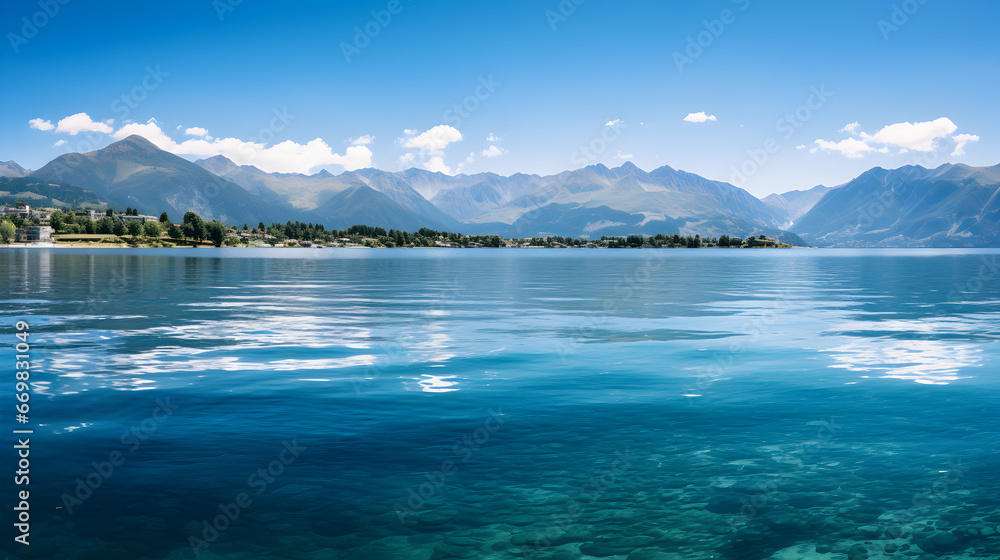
167;223;183;240
182;211;206;240
112;217;127;237
49;212;63;232
131;208;139;216
95;216;114;234
0;220;14;243
205;220;225;247
125;207;132;215
105;208;114;217
143;221;161;238
126;219;143;237
159;212;170;224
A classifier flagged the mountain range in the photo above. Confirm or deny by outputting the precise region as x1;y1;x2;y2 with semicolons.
5;134;999;246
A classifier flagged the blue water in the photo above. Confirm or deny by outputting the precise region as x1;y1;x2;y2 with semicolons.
2;248;1000;560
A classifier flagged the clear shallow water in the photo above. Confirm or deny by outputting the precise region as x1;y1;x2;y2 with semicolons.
2;247;1000;560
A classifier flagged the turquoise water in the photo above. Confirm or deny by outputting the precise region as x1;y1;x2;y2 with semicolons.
2;248;1000;560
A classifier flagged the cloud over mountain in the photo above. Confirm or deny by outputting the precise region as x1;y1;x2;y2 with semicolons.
813;117;978;158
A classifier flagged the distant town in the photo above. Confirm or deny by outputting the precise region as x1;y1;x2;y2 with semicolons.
0;203;793;249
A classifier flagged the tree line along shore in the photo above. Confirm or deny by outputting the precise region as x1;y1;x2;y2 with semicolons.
0;205;793;249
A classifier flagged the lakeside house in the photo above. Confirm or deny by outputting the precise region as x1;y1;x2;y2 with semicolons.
2;204;31;219
14;225;53;242
74;210;103;221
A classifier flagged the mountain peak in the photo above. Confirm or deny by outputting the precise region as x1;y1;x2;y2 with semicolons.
195;154;240;175
615;161;644;176
115;134;160;150
200;154;236;165
0;160;29;177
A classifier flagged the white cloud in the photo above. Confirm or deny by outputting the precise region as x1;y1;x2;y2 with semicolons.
812;138;880;159
176;125;183;130
403;129;418;136
350;134;375;146
53;139;67;147
398;152;417;168
683;112;717;123
813;117;966;158
423;156;451;174
110;119;373;173
605;119;623;127
860;117;957;151
487;133;500;142
456;152;476;174
951;133;980;156
401;125;462;155
839;122;861;135
615;150;633;160
795;144;806;150
54;113;114;135
481;145;507;158
29;118;54;131
184;127;209;137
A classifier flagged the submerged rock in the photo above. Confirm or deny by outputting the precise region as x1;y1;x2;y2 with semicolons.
705;493;747;514
765;543;839;559
626;548;685;560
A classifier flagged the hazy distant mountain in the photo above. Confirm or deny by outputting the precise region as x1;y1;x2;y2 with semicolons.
0;161;29;178
793;163;1000;247
196;155;364;209
17;135;999;245
30;135;291;224
192;155;791;238
466;161;794;239
763;184;834;226
193;158;457;229
311;185;451;231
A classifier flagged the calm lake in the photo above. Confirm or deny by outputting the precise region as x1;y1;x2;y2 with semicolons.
2;248;999;560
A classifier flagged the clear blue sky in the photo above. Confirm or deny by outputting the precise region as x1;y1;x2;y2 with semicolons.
2;0;997;196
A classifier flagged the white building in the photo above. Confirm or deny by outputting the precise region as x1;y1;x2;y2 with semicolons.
2;205;30;218
120;214;158;223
